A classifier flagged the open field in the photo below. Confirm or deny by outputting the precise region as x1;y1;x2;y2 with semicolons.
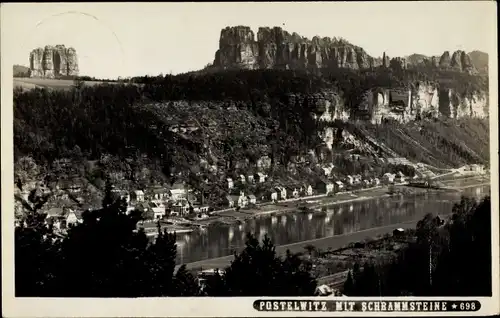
13;77;132;90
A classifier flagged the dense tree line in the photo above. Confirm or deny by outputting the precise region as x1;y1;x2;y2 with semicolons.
204;235;317;296
344;195;492;296
14;67;488;172
14;70;326;167
16;179;198;297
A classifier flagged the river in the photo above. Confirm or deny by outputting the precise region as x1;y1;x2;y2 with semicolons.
175;184;490;265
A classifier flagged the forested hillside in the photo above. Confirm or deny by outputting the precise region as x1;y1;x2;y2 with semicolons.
13;65;30;77
14;67;490;199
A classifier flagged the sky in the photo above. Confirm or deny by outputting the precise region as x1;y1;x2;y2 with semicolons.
1;2;496;79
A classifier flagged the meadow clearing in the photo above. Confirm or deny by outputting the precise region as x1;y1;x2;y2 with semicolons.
13;77;122;90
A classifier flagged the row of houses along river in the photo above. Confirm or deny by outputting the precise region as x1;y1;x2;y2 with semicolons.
173;183;490;265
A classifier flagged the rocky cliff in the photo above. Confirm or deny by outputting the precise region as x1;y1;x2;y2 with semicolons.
213;26;387;71
359;82;488;124
213;26;484;74
29;45;79;78
287;90;349;122
405;50;480;74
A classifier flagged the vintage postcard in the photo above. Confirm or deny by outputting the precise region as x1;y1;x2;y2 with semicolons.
1;1;498;317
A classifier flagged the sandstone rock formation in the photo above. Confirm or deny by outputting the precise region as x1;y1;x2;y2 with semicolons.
360;82;487;124
405;50;478;74
287;90;349;122
213;26;482;75
214;26;381;71
445;89;488;119
29;45;79;78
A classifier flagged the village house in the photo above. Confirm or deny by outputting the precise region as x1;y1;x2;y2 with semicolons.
247;194;257;205
239;174;246;184
292;188;299;198
316;179;334;195
226;178;234;189
254;172;266;183
171;200;190;216
270;190;278;202
353;174;362;184
373;178;381;186
383;173;395;184
334;181;344;192
275;186;287;200
170;182;187;201
228;191;248;208
45;207;65;229
65;209;83;227
346;175;354;185
247;174;254;183
322;165;334;177
45;207;83;230
226;195;236;208
396;172;406;183
149;186;169;201
363;179;371;187
131;190;145;202
262;189;278;203
304;184;313;196
192;205;210;214
149;201;166;219
238;191;248;208
470;164;485;174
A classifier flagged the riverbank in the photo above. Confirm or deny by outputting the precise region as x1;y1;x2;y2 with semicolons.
176;176;489;271
154;175;489;235
212;175;489;222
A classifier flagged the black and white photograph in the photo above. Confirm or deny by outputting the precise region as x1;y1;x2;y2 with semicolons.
1;1;498;317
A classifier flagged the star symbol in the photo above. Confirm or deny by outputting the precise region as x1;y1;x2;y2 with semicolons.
452;303;457;309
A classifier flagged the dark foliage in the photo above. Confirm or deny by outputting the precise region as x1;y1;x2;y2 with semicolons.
16;185;317;297
15;66;488;183
204;234;317;296
344;195;491;296
15;183;198;297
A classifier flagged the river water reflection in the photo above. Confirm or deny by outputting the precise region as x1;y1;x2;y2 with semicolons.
175;185;490;264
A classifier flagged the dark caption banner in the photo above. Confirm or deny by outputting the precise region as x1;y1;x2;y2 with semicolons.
254;300;481;312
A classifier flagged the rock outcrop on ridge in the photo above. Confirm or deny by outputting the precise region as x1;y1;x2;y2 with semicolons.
29;45;79;78
213;26;389;71
213;26;481;74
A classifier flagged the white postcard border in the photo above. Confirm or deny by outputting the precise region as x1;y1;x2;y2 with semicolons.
1;2;499;317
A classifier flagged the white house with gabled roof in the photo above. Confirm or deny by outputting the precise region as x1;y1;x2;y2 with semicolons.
226;178;234;189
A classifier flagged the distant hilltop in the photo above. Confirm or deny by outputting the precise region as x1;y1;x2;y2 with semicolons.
212;26;487;74
29;45;79;78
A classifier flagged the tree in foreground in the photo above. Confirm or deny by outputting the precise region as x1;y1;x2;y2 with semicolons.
16;182;318;297
15;180;199;297
204;234;317;296
343;195;491;296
